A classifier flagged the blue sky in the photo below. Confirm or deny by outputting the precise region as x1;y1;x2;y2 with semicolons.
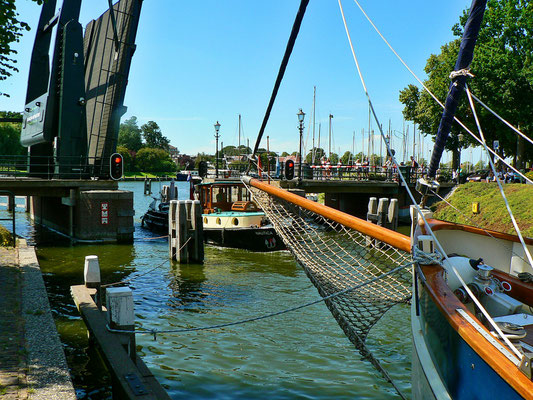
2;0;477;164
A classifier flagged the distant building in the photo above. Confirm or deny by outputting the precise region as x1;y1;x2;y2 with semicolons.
168;145;179;159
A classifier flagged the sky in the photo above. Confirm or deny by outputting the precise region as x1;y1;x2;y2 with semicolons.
1;0;480;165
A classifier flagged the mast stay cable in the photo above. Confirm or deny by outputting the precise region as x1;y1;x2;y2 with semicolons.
250;0;309;162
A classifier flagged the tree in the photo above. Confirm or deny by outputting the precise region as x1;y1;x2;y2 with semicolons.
305;147;326;164
399;0;533;167
116;145;135;172
340;151;353;165
141;121;170;151
135;147;176;173
281;152;289;157
118;116;143;152
0;111;25;155
0;0;43;97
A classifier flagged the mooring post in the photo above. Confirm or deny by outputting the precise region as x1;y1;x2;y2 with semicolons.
191;200;204;263
388;198;399;231
377;198;389;227
106;287;136;363
169;200;178;260
177;201;188;263
6;194;14;212
84;255;102;311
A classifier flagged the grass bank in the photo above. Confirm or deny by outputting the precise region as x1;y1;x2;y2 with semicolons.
433;182;533;238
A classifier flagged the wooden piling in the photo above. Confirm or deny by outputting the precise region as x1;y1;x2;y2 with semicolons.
71;284;171;399
144;178;152;195
169;200;204;263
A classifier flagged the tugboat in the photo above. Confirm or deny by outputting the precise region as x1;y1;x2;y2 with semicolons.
141;180;285;252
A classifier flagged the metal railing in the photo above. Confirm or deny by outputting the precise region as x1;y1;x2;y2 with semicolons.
0;190;16;247
0;155;112;180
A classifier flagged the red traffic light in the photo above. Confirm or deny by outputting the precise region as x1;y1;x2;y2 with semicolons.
110;153;123;180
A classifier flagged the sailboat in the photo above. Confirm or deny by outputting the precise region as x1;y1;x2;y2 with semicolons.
243;0;533;399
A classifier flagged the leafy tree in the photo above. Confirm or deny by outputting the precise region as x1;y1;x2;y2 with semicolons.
118;116;143;152
0;111;24;155
305;147;326;164
135;147;176;173
0;0;43;96
399;0;533;168
195;152;214;168
340;151;353;165
281;152;289;157
116;145;135;172
329;153;339;164
141;121;170;151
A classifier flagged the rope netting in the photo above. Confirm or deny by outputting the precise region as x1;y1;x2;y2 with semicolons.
247;184;412;355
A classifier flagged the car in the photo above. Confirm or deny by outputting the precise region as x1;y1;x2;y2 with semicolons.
466;169;490;182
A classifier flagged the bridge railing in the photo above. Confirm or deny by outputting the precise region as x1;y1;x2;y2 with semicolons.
0;155;112;179
305;165;454;183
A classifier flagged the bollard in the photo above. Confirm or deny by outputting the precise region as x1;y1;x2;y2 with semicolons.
368;197;377;217
106;287;136;362
377;198;389;227
84;255;102;310
388;198;399;231
169;200;204;263
191;200;204;263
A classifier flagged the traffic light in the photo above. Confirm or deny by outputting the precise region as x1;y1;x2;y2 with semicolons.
110;153;123;180
198;160;208;178
285;159;295;180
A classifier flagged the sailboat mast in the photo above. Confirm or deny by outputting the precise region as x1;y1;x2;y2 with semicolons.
312;86;316;164
238;114;241;149
328;114;333;158
427;0;488;178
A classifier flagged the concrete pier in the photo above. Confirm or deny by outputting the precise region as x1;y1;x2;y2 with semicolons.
0;241;76;400
0;179;134;243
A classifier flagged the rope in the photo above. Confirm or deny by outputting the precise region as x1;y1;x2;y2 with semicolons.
340;0;524;364
101;237;191;288
251;0;310;159
135;235;168;241
449;68;475;79
349;0;533;185
106;260;415;338
465;86;533;273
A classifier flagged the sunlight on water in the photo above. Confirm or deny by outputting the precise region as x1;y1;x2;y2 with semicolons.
1;181;411;399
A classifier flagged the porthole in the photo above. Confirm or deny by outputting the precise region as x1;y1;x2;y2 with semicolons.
232;217;239;226
216;217;222;225
203;217;208;224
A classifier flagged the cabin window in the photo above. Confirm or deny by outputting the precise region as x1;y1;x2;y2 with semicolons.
232;218;239;226
216;217;222;225
203;217;208;224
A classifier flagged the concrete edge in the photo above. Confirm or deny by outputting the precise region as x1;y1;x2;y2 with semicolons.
19;240;77;400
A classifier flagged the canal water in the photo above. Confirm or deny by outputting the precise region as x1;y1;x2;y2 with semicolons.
1;181;411;399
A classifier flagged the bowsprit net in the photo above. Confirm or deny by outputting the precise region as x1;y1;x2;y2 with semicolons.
246;183;412;354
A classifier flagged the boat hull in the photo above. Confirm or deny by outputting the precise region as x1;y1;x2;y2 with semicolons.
141;209;285;252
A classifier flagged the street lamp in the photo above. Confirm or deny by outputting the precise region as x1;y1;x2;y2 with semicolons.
214;121;221;178
297;108;305;184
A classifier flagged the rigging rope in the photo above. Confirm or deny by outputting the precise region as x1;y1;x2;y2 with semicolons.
349;0;533;185
251;0;309;160
465;86;533;272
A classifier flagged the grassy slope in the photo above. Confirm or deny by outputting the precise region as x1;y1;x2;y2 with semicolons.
433;182;533;239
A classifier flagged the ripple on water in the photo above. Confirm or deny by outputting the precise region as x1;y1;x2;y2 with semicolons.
2;181;412;399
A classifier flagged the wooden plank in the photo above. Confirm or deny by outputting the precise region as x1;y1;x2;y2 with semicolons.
71;285;171;400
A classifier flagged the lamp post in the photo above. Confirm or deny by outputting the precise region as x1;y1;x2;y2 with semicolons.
297;108;305;184
214;121;221;178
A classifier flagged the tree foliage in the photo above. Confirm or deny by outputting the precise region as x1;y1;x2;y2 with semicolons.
135;147;176;173
141;121;170;151
0;111;25;155
399;0;533;165
0;0;43;97
118;116;143;152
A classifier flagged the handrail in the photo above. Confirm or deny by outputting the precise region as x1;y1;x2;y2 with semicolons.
0;190;16;247
244;177;411;252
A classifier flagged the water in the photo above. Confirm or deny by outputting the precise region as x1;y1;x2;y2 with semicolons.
0;181;411;399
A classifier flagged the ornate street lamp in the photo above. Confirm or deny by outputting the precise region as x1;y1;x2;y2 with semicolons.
297;109;305;184
214;121;221;178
